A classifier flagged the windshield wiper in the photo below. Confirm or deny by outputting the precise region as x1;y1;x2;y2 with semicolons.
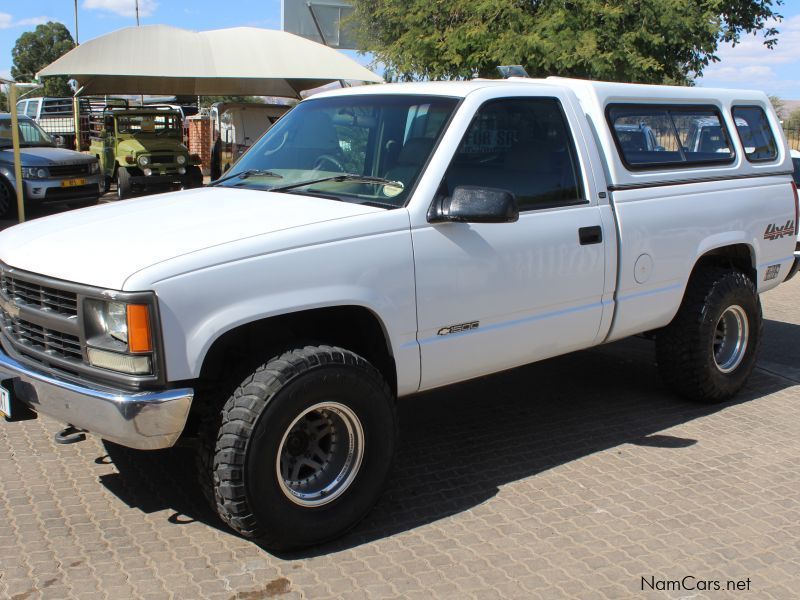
270;174;404;193
212;169;284;186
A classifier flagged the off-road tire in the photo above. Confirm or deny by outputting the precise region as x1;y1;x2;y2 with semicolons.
0;177;16;219
117;166;132;200
198;345;397;550
184;165;203;189
656;266;762;403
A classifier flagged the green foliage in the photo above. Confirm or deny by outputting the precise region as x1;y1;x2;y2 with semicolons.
199;96;264;108
0;90;7;112
350;0;784;84
11;21;75;97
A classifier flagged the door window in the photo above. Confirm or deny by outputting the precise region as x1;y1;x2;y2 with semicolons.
442;98;586;210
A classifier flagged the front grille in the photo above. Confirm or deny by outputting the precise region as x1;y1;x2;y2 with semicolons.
0;274;77;317
48;164;90;177
0;311;82;362
150;155;174;165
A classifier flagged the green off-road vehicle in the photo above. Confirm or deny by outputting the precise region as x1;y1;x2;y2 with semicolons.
90;107;203;200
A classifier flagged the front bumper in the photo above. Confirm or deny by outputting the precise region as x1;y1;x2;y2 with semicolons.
23;175;102;204
0;348;193;450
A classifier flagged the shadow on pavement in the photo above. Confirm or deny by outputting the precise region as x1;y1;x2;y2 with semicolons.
97;322;798;557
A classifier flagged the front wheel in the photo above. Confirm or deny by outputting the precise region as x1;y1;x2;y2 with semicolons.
116;167;132;200
656;267;762;403
183;165;203;189
199;345;397;550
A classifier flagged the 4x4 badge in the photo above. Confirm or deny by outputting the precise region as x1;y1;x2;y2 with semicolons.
764;220;796;240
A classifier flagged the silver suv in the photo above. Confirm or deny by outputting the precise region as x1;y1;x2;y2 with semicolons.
0;114;101;218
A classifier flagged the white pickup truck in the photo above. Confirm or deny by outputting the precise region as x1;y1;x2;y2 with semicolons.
0;78;797;550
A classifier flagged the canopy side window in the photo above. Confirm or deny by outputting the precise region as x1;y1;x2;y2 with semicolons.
607;104;735;170
731;106;779;163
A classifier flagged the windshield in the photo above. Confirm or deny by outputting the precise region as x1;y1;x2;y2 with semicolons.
216;94;459;207
0;117;54;148
116;113;181;135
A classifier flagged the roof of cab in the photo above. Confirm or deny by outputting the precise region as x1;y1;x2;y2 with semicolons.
311;77;771;104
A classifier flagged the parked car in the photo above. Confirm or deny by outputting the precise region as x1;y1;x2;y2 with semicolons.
612;122;662;153
89;106;203;199
0;79;797;551
209;102;291;180
0;113;101;217
15;97;92;150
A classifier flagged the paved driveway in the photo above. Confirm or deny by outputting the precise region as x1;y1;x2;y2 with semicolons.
0;215;798;598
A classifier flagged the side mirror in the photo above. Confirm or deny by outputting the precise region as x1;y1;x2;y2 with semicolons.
428;185;519;224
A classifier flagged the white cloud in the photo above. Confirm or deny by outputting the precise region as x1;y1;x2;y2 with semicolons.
82;0;158;19
0;12;53;29
704;16;800;73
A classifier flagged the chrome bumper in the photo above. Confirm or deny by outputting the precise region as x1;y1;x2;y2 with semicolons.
0;349;193;450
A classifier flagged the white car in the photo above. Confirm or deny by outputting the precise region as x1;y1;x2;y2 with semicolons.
0;77;797;550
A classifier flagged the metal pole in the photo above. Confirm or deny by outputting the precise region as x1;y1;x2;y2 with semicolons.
8;84;26;223
74;0;79;44
135;0;140;26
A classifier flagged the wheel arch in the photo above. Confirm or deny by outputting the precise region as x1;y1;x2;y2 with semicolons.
689;241;757;284
197;304;398;396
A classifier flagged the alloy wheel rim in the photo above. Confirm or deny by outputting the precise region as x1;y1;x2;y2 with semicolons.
713;304;749;373
275;402;364;507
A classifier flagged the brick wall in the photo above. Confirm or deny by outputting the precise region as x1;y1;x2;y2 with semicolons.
188;116;211;175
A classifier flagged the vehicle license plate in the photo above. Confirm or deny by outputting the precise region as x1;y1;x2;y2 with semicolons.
61;178;86;187
0;386;10;419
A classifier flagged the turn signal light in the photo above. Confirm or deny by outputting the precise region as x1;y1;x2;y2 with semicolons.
125;155;135;164
126;304;152;353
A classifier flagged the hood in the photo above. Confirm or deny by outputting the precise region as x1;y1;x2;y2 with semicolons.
0;146;97;167
0;187;383;290
118;137;188;155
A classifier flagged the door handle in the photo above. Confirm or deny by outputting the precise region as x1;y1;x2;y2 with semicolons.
578;225;603;245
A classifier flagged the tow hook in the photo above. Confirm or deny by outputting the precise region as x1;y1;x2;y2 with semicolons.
54;425;87;444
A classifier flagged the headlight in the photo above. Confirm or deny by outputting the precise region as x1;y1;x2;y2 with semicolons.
176;155;187;165
89;162;100;174
138;155;150;167
22;167;48;179
83;299;154;375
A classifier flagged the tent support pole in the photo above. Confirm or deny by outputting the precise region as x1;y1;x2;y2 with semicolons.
8;84;26;223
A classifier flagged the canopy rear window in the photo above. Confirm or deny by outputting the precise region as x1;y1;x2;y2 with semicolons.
607;104;735;170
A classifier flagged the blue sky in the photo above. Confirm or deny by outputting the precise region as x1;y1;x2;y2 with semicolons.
2;1;800;98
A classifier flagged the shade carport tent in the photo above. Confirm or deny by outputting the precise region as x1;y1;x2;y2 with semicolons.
37;25;383;97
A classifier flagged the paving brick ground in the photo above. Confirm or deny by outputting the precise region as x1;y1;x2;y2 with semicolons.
1;264;799;598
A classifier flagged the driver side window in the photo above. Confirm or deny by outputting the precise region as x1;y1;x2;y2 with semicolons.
442;97;586;211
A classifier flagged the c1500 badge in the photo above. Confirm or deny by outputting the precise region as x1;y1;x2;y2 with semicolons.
764;220;796;240
437;321;479;336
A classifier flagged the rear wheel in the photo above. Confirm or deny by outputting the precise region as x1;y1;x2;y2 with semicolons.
198;345;397;550
656;266;762;403
116;167;132;200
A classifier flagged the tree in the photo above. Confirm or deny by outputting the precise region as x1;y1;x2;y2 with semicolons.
199;96;264;108
11;22;75;97
769;95;785;119
350;0;783;84
0;89;7;112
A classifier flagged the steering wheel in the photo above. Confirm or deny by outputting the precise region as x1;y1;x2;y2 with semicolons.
313;154;345;172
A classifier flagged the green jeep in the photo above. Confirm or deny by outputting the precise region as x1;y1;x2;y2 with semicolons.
89;107;203;200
